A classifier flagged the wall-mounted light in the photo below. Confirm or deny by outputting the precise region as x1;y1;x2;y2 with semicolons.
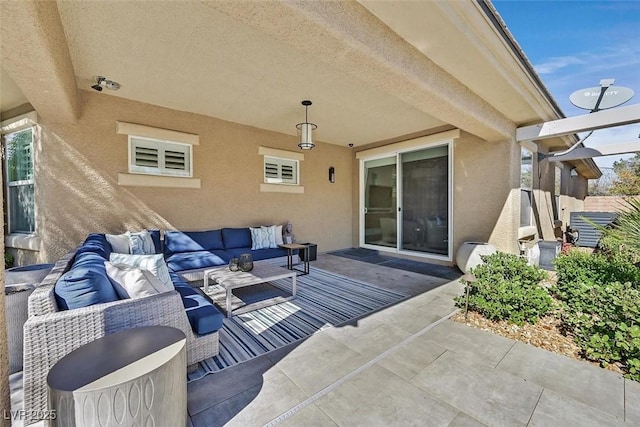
91;76;120;92
570;168;578;177
296;100;317;150
329;166;335;183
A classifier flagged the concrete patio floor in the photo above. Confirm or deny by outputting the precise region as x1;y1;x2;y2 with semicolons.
186;254;640;427
10;253;640;426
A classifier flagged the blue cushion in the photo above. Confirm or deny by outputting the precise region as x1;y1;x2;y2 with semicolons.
173;286;224;335
76;234;111;260
165;250;229;272
54;264;119;310
164;230;224;255
222;228;252;249
148;229;162;254
225;247;289;261
73;252;111;272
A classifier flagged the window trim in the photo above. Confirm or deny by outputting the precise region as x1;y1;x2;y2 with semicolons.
128;135;193;178
116;121;200;188
258;146;304;193
264;156;299;185
1;112;40;249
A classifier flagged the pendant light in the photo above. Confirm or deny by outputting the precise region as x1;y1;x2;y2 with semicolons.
296;100;317;150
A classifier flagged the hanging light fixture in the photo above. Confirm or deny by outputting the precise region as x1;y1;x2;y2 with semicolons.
296;100;317;150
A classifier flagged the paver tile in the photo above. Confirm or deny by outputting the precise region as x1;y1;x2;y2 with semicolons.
411;350;542;427
497;341;625;419
316;364;459;426
420;320;515;367
190;367;306;427
528;389;626;426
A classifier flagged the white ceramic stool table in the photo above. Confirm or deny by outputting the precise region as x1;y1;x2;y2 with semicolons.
47;326;187;427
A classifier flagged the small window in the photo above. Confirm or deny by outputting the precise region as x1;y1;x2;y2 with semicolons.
520;147;533;227
264;156;298;185
129;136;191;177
4;127;36;234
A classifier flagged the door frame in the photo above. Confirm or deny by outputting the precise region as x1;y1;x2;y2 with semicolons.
358;137;454;262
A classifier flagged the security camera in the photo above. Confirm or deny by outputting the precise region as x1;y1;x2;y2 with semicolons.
105;80;120;90
90;76;120;91
91;76;106;91
348;143;354;148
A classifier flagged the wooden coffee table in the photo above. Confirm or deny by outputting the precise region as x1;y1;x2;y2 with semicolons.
203;264;296;317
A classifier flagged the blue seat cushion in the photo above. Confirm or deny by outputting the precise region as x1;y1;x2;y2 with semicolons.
54;263;118;310
222;228;252;249
164;229;224;255
165;250;230;272
76;234;111;260
225;247;289;261
173;285;224;335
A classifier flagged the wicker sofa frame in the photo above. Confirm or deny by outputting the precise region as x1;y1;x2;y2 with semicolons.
22;248;218;425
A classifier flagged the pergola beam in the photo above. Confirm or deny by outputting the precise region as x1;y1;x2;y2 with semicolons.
517;103;640;142
543;140;640;162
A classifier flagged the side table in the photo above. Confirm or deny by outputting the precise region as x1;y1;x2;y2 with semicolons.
278;243;310;275
47;326;187;427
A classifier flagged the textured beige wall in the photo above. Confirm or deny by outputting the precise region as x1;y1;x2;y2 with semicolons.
453;133;521;255
19;90;353;263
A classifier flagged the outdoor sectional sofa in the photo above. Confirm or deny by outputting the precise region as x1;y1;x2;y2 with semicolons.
22;226;292;423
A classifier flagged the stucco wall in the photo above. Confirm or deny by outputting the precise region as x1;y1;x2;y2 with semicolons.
452;133;520;255
14;90;353;263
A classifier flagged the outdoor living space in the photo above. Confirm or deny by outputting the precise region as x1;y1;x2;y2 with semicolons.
4;1;640;425
8;253;638;426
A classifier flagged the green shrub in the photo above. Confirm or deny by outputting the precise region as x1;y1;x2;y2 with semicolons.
454;252;552;325
553;251;640;304
554;250;640;381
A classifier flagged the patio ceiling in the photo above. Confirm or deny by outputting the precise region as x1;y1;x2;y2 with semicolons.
2;1;563;147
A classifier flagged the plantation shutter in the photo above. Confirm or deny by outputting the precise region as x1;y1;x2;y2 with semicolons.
264;157;298;184
134;145;159;168
265;159;280;181
129;137;191;177
164;149;187;171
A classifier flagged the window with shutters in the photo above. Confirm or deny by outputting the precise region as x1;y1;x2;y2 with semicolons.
264;156;298;185
128;136;192;177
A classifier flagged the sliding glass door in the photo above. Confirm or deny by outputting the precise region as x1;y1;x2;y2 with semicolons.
363;156;397;247
361;144;450;258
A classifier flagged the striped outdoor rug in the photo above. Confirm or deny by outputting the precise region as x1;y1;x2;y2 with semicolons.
187;267;407;382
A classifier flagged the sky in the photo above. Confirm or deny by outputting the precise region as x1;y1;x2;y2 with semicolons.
493;0;640;170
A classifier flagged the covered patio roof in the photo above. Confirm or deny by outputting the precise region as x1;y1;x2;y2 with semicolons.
2;0;581;151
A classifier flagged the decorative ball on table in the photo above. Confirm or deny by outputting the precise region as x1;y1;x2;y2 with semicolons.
238;253;253;272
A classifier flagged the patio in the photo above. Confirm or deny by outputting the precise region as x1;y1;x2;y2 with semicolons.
10;254;639;426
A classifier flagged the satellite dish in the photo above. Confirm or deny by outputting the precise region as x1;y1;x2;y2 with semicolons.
570;86;634;110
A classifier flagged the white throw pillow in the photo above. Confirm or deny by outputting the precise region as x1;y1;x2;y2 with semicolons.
261;225;278;248
106;233;130;254
275;224;284;246
105;262;171;299
109;253;173;289
250;227;270;250
127;230;155;255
